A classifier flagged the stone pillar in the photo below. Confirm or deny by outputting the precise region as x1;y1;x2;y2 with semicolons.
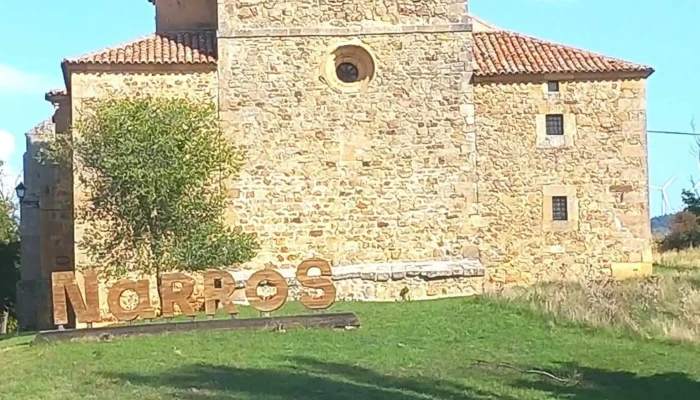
17;92;75;331
16;119;53;331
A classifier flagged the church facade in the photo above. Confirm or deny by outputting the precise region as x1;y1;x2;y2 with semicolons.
18;0;654;329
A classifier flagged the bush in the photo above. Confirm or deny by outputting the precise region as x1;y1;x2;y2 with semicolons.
658;211;700;251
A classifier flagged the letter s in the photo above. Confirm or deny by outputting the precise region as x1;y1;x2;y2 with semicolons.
296;258;336;310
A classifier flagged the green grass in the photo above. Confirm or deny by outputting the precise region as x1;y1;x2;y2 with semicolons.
1;298;699;400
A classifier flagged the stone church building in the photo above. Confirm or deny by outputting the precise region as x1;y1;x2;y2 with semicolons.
18;0;654;329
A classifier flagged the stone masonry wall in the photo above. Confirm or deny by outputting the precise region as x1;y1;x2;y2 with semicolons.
70;70;218;269
81;259;484;327
218;0;469;31
218;32;479;270
474;79;652;285
156;0;217;32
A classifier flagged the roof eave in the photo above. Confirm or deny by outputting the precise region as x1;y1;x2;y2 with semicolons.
61;61;217;73
473;68;655;84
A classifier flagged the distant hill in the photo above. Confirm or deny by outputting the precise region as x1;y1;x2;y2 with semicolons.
651;213;676;236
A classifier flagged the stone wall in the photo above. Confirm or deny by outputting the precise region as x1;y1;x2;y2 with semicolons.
155;0;217;32
76;259;484;327
218;0;469;31
218;32;479;270
474;79;652;285
70;70;218;269
70;71;217;114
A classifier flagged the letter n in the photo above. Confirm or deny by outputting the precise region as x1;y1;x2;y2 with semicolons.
52;270;100;326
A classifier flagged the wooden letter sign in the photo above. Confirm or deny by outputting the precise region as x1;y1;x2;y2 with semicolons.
107;279;156;321
52;270;100;326
160;273;197;318
244;267;289;312
203;270;238;315
296;258;336;309
52;258;339;327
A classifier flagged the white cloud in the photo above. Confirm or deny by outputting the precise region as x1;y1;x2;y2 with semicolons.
0;63;57;95
0;129;19;198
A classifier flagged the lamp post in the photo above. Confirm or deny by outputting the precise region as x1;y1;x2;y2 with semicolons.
15;182;39;207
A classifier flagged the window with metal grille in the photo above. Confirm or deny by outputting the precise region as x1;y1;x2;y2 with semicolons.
546;114;564;136
547;81;560;92
552;196;568;221
336;62;359;83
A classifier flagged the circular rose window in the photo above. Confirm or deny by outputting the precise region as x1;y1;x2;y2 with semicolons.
321;43;376;93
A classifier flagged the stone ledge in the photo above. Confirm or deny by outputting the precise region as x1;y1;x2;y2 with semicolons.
228;259;484;286
219;23;472;38
610;262;652;280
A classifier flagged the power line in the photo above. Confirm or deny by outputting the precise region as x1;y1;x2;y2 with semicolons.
649;130;700;136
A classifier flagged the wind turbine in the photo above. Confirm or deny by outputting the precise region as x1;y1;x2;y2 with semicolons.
692;160;700;191
693;179;700;192
650;175;677;215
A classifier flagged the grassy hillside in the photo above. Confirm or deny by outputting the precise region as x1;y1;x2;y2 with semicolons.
2;295;700;399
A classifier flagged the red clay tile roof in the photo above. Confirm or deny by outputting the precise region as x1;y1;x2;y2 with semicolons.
45;88;68;101
61;24;652;79
63;31;216;66
472;30;653;77
46;88;67;96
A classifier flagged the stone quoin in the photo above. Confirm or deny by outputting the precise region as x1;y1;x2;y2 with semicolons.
18;0;655;330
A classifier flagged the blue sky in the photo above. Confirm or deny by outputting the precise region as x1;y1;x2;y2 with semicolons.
0;0;698;217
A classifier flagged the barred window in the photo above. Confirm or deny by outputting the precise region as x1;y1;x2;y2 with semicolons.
546;114;564;136
336;62;360;83
547;81;560;92
552;196;568;221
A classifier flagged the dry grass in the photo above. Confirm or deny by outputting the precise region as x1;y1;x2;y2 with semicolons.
654;247;700;270
488;252;700;343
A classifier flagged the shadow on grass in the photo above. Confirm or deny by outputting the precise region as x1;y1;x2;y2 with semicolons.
511;362;700;400
107;357;700;400
107;356;517;400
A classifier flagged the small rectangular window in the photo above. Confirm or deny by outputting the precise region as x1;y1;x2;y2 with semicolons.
547;81;560;92
552;196;568;221
546;114;564;136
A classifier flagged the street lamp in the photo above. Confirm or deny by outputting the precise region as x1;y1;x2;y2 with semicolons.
15;182;26;201
15;182;38;207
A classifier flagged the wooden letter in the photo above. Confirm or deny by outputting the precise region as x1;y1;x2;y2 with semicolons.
296;258;336;310
160;273;196;318
245;269;288;312
203;270;238;316
52;270;100;326
107;279;156;322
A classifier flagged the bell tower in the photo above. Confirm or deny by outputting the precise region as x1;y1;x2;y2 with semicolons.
216;0;478;268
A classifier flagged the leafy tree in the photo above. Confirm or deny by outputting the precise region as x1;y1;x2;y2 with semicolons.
0;161;20;334
659;189;700;251
47;97;258;308
681;189;700;218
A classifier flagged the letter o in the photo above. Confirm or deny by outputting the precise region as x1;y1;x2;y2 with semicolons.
245;269;289;312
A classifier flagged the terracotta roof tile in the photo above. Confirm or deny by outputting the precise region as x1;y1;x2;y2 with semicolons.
61;21;652;79
45;88;67;97
64;31;216;66
26;118;55;138
473;30;653;77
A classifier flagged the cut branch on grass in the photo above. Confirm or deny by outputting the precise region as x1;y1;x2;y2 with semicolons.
469;359;572;384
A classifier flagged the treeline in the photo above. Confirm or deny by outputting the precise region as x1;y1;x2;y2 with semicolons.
658;189;700;251
0;171;20;334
